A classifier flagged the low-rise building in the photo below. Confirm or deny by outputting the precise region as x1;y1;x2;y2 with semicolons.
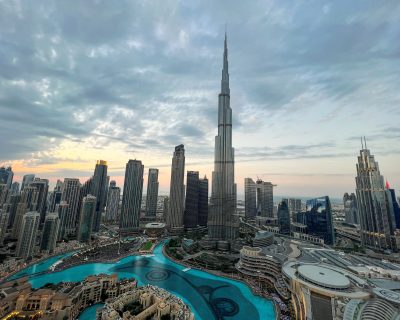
97;284;194;320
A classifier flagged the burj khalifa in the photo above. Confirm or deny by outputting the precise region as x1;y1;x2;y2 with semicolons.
207;33;239;242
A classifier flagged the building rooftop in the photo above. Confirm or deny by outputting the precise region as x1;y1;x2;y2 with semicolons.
297;265;351;289
145;222;166;228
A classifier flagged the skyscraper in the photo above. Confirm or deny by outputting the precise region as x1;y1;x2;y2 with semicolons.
184;171;200;229
91;160;108;232
49;181;63;213
163;197;169;222
10;182;19;195
12;186;39;239
277;200;291;235
0;209;9;246
29;178;49;224
343;193;359;225
244;178;257;219
6;194;20;228
256;179;275;218
386;181;400;229
61;178;81;236
0;166;13;188
40;213;60;253
305;196;335;245
77;195;96;243
356;142;397;251
119;160;144;231
0;184;8;207
145;168;159;218
57;201;69;241
21;174;35;191
16;211;40;260
207;34;238;242
167;145;185;233
105;182;120;223
198;176;209;227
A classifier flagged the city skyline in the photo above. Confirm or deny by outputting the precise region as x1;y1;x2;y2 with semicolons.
1;1;400;197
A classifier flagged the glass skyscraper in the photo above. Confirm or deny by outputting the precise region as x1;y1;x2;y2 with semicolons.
119;159;144;231
304;196;335;245
77;195;96;243
244;178;257;219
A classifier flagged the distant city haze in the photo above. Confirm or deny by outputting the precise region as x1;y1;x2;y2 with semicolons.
1;1;399;198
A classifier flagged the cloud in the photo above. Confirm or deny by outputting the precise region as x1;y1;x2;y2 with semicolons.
0;0;399;196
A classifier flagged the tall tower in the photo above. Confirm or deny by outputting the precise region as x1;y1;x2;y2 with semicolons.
11;186;39;239
145;168;159;218
0;166;13;188
17;211;40;260
105;181;120;223
198;175;209;227
244;178;257;219
356;141;397;251
77;195;96;243
119;160;144;231
29;178;49;224
256;179;275;218
184;171;200;229
40;213;60;253
21;174;35;191
0;209;9;246
167;145;185;233
277;200;290;235
61;178;81;236
91;160;108;232
207;34;238;241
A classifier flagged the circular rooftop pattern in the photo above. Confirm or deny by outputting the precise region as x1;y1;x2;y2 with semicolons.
297;265;351;289
145;222;166;228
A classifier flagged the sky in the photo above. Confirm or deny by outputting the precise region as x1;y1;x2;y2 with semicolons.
0;0;399;198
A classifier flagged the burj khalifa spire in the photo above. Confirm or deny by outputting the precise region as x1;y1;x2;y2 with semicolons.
207;33;239;242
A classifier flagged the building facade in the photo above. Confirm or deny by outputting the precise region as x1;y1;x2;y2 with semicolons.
0;166;13;188
245;178;257;219
77;195;96;243
343;192;359;225
145;168;159;218
355;145;397;251
184;171;200;229
40;213;60;253
61;178;81;236
304;196;335;245
167;145;185;233
277;200;291;235
29;178;49;224
119;160;144;231
17;211;40;259
207;34;238;242
256;179;275;218
91;160;108;232
105;182;120;223
198;176;209;227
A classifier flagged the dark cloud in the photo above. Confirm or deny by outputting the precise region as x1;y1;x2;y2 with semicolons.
0;0;399;173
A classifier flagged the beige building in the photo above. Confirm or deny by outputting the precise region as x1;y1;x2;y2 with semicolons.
97;285;194;320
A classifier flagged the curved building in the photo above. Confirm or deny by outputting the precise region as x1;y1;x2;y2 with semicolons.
343;288;400;320
282;261;370;320
144;222;166;238
236;245;288;298
253;230;274;247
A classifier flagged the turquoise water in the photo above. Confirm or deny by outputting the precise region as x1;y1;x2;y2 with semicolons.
10;244;275;320
78;303;104;320
8;251;75;280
